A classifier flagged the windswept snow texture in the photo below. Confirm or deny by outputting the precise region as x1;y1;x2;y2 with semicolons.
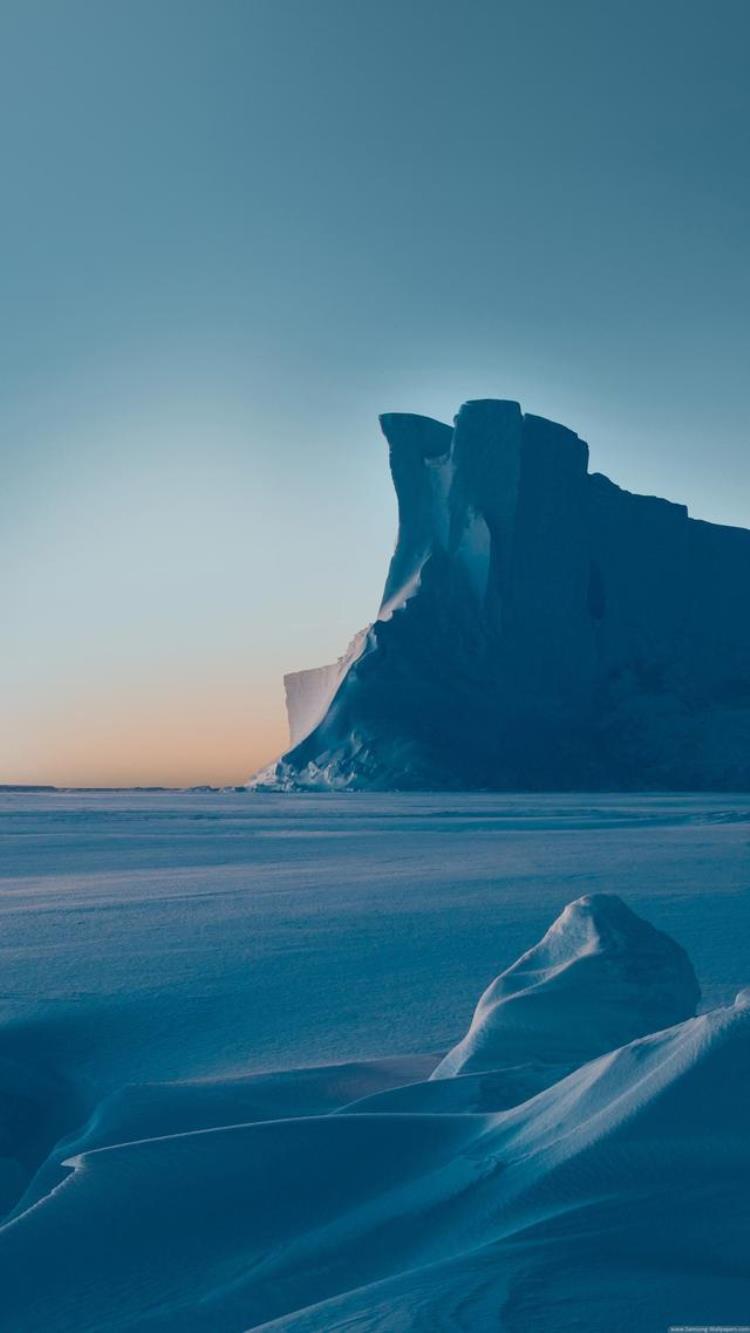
0;791;749;1330
259;398;750;789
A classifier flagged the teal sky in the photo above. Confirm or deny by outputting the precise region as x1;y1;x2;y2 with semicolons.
2;0;749;786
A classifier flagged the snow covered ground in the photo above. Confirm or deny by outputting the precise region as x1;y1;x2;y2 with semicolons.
0;790;748;1329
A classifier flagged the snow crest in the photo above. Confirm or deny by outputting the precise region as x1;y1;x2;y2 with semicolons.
431;893;700;1077
1;882;746;1331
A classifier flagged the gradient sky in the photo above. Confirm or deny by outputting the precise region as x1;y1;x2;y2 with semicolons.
2;0;749;787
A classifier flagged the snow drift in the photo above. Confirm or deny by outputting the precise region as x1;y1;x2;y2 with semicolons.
342;892;701;1119
253;398;750;790
0;892;746;1332
431;892;700;1077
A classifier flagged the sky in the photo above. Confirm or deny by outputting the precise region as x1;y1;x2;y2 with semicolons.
2;0;749;787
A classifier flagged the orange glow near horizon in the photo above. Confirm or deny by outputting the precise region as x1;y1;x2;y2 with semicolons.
2;681;290;789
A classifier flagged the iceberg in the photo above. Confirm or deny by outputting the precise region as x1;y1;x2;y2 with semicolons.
253;399;750;790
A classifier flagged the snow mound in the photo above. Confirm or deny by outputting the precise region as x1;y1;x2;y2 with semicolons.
0;838;745;1333
258;992;750;1332
3;993;747;1330
432;893;699;1078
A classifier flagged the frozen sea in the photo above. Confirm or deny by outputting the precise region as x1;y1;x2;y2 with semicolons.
0;789;748;1330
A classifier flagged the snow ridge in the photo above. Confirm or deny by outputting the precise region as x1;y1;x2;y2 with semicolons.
432;893;700;1077
1;890;747;1331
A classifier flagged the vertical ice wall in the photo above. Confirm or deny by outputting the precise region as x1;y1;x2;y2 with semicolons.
255;399;750;790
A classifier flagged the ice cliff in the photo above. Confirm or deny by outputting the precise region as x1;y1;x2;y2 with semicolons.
254;399;750;789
